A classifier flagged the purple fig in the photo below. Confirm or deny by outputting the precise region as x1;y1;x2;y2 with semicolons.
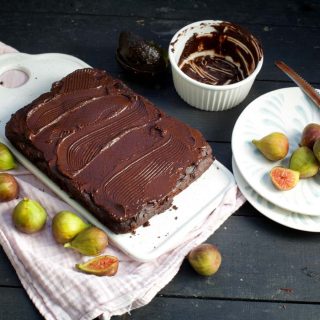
0;173;19;202
300;123;320;149
188;243;222;276
313;139;320;163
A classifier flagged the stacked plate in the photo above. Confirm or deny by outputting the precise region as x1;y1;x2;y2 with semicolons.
231;87;320;232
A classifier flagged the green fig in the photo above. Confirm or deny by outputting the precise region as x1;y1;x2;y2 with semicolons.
289;146;319;178
0;143;16;170
270;166;299;191
313;139;320;163
52;211;90;244
64;226;108;256
0;173;19;202
76;255;119;276
12;198;47;233
300;123;320;149
188;243;222;276
252;132;289;161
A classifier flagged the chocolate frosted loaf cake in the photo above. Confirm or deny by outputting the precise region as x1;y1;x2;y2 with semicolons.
6;68;213;233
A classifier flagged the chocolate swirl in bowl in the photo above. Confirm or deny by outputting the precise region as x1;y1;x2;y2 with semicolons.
178;22;263;86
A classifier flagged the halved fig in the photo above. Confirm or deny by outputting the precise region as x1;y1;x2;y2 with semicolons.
76;255;119;276
270;166;299;191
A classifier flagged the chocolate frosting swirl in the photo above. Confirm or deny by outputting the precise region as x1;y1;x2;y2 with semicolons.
17;68;211;221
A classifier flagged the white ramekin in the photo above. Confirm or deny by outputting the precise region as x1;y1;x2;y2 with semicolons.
168;20;263;111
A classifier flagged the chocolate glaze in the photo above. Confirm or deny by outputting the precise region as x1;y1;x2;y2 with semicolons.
181;55;243;85
6;68;213;233
178;22;263;85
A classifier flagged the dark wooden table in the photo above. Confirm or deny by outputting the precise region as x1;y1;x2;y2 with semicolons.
0;1;320;319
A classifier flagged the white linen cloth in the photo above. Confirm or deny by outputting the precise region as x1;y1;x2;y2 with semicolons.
0;42;246;320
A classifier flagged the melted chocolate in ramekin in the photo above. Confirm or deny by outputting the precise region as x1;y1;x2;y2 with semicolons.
178;22;263;85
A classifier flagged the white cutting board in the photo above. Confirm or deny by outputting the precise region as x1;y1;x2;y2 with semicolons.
0;53;235;261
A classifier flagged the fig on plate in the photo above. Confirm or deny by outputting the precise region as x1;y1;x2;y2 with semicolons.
76;255;119;276
64;226;108;256
313;139;320;163
12;198;47;233
52;210;90;244
289;146;319;178
300;123;320;149
0;142;16;170
270;166;299;191
252;132;289;161
188;243;222;276
0;173;19;202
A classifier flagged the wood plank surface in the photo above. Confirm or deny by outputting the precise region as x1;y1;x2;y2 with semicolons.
162;216;320;303
1;288;319;320
0;13;318;144
0;287;43;320
0;1;319;319
0;14;319;83
117;297;320;320
1;0;320;28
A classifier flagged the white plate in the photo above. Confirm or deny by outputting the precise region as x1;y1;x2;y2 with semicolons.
0;52;235;261
232;157;320;232
232;87;320;216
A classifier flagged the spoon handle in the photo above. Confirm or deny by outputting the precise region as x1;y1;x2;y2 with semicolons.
275;60;320;109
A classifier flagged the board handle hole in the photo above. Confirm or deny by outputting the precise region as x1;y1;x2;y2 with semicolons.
0;69;29;88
